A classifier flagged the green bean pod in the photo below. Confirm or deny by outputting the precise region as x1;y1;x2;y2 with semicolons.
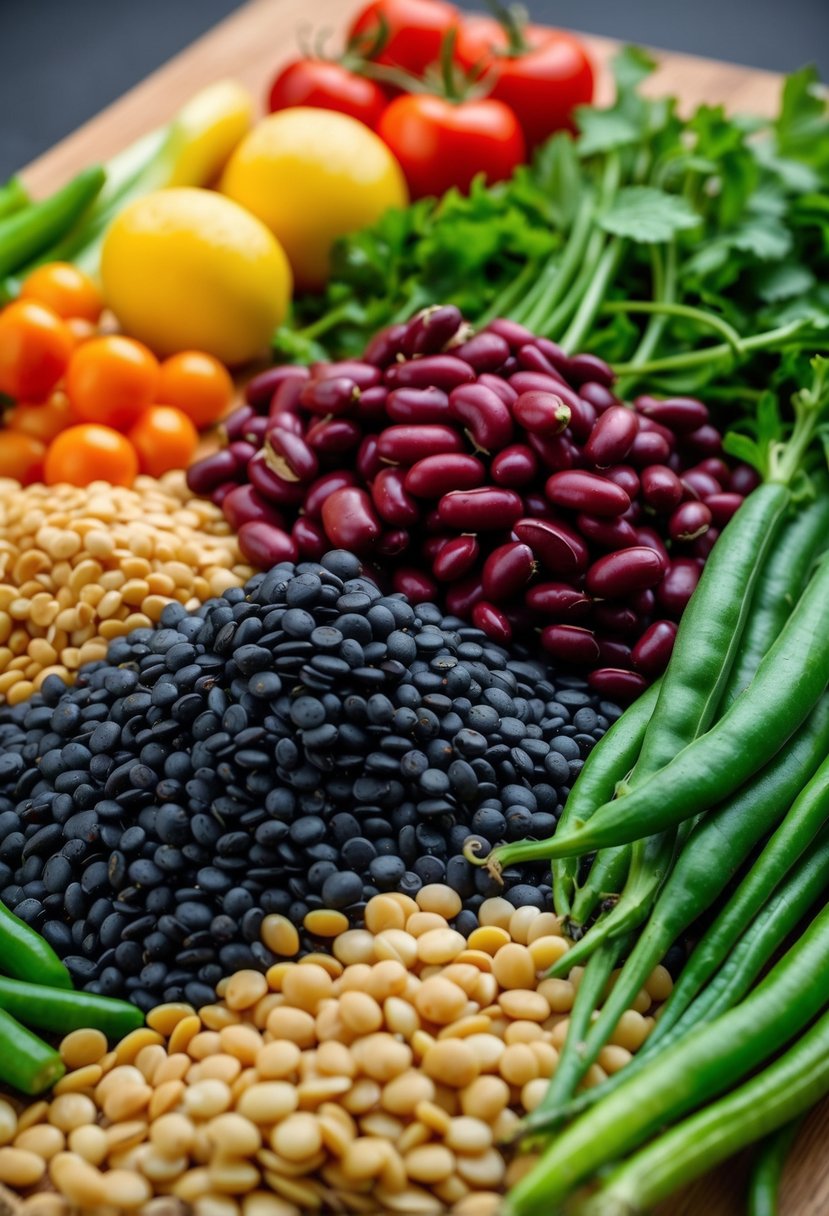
0;1007;64;1096
747;1118;804;1216
0;176;29;221
547;551;829;857
0;166;105;278
0;897;72;989
0;976;144;1038
506;898;829;1214
584;1016;829;1216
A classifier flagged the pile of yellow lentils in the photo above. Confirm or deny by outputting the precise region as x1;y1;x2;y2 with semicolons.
0;887;671;1216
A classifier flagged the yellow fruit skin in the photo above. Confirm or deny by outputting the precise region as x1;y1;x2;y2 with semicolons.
220;107;409;292
100;188;292;365
167;79;255;187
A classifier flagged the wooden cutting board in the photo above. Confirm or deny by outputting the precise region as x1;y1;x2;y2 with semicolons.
18;2;828;1213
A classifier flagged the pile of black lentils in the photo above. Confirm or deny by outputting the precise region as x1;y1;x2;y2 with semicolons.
0;551;619;1011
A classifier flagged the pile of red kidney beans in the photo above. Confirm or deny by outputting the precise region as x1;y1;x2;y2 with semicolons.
187;307;757;700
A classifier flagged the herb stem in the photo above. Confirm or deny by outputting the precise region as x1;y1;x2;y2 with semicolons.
296;301;358;341
612;318;811;376
602;296;744;353
521;194;597;331
560;238;626;353
483;258;546;326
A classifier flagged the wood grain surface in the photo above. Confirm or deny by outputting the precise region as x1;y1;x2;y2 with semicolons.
17;2;827;1213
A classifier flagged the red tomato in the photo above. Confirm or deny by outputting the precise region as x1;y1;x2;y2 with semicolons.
454;16;594;150
377;94;525;199
267;59;388;129
348;0;459;75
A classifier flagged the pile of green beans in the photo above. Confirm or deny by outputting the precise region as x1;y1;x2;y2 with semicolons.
0;897;142;1094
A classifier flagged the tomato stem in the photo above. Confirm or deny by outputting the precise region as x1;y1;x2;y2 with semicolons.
485;0;531;56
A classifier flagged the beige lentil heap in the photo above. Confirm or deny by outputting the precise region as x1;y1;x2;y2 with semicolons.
3;887;671;1216
0;472;254;701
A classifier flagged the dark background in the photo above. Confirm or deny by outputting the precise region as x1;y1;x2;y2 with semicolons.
1;0;827;182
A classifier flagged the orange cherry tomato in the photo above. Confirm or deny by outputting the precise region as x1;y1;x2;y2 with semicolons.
128;405;199;477
20;262;103;323
0;432;46;484
156;351;235;429
44;424;138;487
66;335;160;431
0;300;74;402
6;390;79;444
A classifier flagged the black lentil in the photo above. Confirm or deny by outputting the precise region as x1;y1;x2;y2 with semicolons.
0;551;618;1009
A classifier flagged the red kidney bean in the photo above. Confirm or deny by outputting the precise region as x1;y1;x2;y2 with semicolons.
682;424;723;456
356;386;389;422
312;360;382;390
240;415;270;445
696;458;731;487
371;468;421;526
622;501;643;525
730;464;761;496
377;424;465;464
321;487;381;552
705;492;743;527
423;535;450;561
637;395;709;433
305;417;362;454
638;419;676;448
584;405;639;466
592;604;639;637
393;567;439;602
478;373;518;406
516;344;567;382
546;470;631;517
188;448;239;494
482;542;536;602
400;305;464;357
404;453;486;498
485;318;536;350
528;431;578;472
472;601;512;644
245;364;309;409
568;398;598;443
510;370;569;396
265;429;318;483
580;382;621;413
629;429;672;467
446;575;485;616
682;469;722;500
364;322;407;367
448;384;514;452
632;619;678;676
454;332;511;373
640;464;684;511
222;485;285;531
533;337;568;369
237;521;298;566
356;435;383;483
299;377;360;417
586;547;665;598
576;512;638;550
541;624;600;665
227;440;258;469
631;588;655;617
377;529;411;557
635;526;670;565
522;491;554;519
589;668;648;702
560;352;614;388
210;481;237;508
292;517;328;561
491;444;538;488
514;390;572;436
221;403;255;441
526;582;592;620
598;638;633;668
247;451;307;506
267;406;303;437
657;558;702;617
604;465;640;498
268;375;307;423
438;487;523;531
667;451;683;473
514;517;589;575
424;507;444;534
304;470;359;519
433;534;480;582
693;526;721;560
386;387;450;424
669;500;712;542
385;355;474;391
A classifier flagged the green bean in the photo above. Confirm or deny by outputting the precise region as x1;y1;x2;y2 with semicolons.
0;896;72;989
647;746;829;1048
506;898;829;1214
582;1016;829;1216
568;845;631;931
0;976;144;1038
747;1118;804;1216
0;1007;64;1096
0;166;105;278
0;176;29;221
546;551;829;857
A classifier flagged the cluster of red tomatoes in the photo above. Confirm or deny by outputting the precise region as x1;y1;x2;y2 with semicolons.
267;0;594;198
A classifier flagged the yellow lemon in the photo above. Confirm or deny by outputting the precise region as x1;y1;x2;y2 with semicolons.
100;188;292;365
220;107;408;292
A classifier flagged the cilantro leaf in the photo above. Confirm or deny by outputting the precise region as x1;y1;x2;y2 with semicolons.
756;263;816;303
599;187;701;243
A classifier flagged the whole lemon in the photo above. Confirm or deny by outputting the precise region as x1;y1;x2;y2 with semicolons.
220;108;408;292
100;188;292;365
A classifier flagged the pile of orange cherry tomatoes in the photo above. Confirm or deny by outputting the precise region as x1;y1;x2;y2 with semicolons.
0;263;235;487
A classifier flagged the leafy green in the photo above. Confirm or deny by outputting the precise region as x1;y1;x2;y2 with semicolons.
600;187;700;243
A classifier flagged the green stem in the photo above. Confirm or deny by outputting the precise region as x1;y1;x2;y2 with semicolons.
520;196;597;332
611;318;811;376
538;228;607;339
297;301;358;341
481;258;541;326
613;241;677;397
560;238;626;353
602;297;743;352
